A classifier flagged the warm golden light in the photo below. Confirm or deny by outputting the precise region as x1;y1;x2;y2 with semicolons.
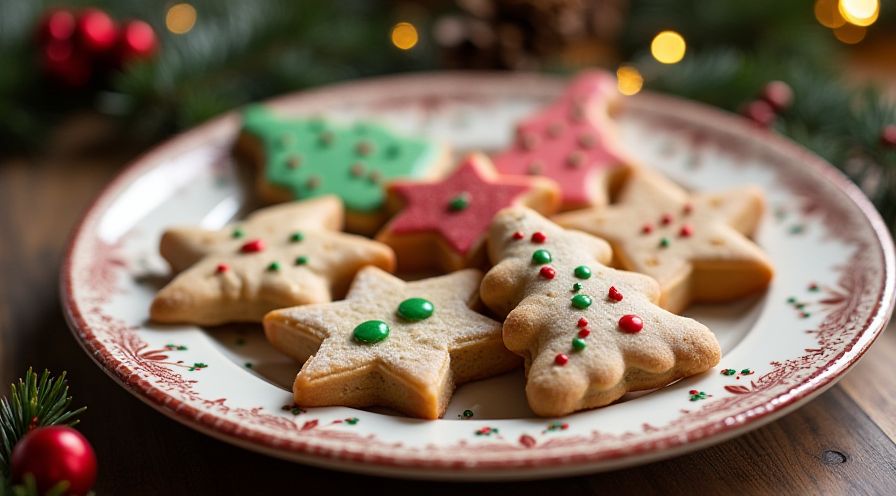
166;3;197;35
650;31;686;64
833;22;867;43
838;0;879;27
814;0;846;28
616;66;643;96
390;22;419;50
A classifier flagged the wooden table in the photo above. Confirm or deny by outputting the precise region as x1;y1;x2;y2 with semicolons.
1;116;895;494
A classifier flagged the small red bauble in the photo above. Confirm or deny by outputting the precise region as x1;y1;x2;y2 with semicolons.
618;314;643;333
116;20;157;65
42;41;91;87
880;125;896;148
578;328;590;338
240;239;265;253
37;9;77;43
577;317;588;328
743;100;776;128
511;231;524;240
11;426;97;496
607;286;623;301
554;353;569;366
761;80;793;112
76;8;118;54
531;231;547;243
539;266;556;280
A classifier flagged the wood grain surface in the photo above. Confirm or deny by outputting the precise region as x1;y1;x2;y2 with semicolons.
1;117;894;495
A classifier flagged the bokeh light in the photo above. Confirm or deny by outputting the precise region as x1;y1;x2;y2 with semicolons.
833;22;867;43
838;0;879;27
390;22;419;50
650;31;686;64
814;0;847;28
166;3;197;35
616;66;643;96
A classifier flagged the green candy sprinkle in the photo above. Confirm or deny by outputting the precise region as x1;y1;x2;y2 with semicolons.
659;237;670;248
574;265;591;279
571;294;592;309
267;261;281;272
397;297;434;321
294;256;308;265
462;409;474;418
741;369;753;374
721;368;736;376
353;320;390;344
231;228;244;239
532;249;552;265
448;192;471;212
572;282;583;292
290;231;304;242
572;338;587;351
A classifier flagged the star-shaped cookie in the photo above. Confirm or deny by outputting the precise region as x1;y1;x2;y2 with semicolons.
480;207;720;416
236;106;451;234
377;153;560;272
492;70;632;210
150;199;395;326
554;169;774;313
264;267;520;419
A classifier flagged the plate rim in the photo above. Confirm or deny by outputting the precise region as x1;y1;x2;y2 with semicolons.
59;71;896;478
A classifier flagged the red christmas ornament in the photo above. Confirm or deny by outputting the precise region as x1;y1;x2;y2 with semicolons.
116;20;158;65
881;125;896;148
743;100;776;128
37;9;76;43
761;81;793;112
42;40;91;87
76;8;118;54
10;426;97;496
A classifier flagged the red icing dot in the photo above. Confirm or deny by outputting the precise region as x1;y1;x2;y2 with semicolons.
531;231;547;243
215;263;229;274
683;203;693;214
240;239;265;253
689;389;698;395
679;224;693;237
539;266;556;280
577;317;588;328
618;314;643;333
641;224;653;234
660;213;673;226
512;231;525;240
608;286;623;301
554;353;569;366
578;328;590;338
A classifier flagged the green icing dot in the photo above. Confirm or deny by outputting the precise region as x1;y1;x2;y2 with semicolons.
659;237;670;248
571;294;592;309
231;228;244;239
532;249;552;265
294;256;308;265
353;320;390;344
574;265;591;279
397;297;434;321
267;261;281;272
290;231;304;242
572;338;587;351
241;106;435;212
572;282;583;292
448;192;470;212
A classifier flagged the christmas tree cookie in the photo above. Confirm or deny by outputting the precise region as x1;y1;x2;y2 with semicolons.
150;199;395;326
492;70;632;211
480;207;720;416
236;106;451;234
264;267;519;419
377;153;560;272
554;169;774;313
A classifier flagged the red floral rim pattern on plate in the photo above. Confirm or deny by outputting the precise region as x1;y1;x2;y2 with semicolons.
60;73;895;477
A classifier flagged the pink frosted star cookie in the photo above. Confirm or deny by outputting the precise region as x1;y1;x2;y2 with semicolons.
264;267;520;419
377;153;560;272
492;70;632;210
554;169;774;313
480;207;720;416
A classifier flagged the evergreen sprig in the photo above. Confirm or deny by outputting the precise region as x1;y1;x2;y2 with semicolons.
0;369;86;478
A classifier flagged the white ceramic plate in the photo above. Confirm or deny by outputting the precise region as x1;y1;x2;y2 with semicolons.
61;73;895;480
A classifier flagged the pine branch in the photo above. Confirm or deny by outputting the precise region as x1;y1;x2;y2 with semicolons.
0;369;86;477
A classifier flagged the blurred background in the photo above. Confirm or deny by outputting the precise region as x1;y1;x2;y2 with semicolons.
0;0;894;224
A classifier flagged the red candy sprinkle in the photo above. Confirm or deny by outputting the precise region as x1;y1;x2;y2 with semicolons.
689;389;698;395
215;263;229;274
240;239;265;253
608;286;623;301
683;203;693;214
618;314;644;333
578;328;591;338
660;213;673;225
531;231;547;243
577;317;588;328
679;224;693;237
554;353;569;366
539;266;556;280
512;231;524;240
641;224;653;234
